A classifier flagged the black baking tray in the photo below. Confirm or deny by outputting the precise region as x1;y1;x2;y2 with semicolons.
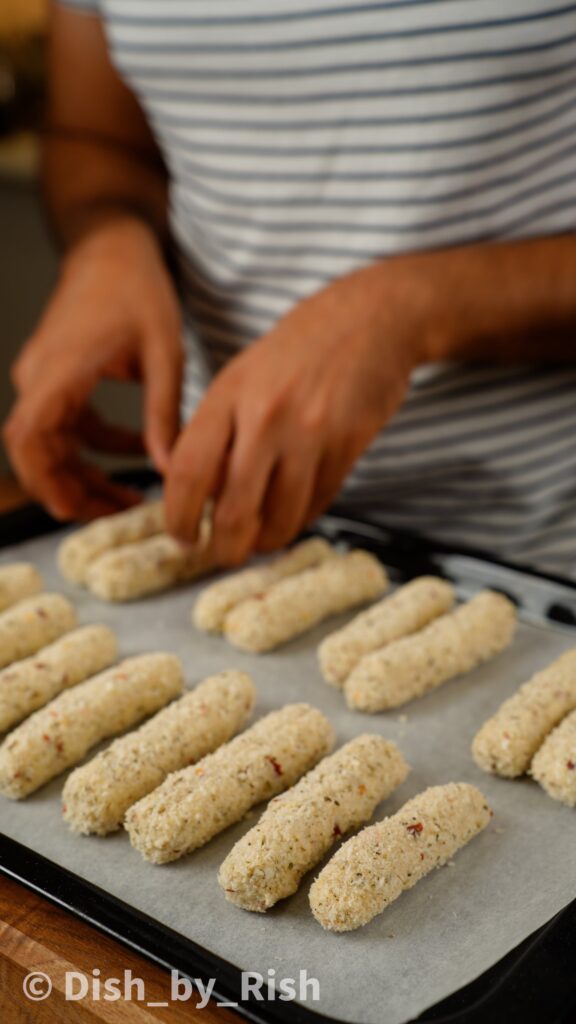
0;476;575;1024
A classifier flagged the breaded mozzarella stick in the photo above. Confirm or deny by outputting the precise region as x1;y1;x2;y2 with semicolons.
0;563;43;612
319;576;455;686
0;624;117;733
531;710;576;807
218;735;409;912
0;653;183;799
309;783;491;932
86;533;214;602
193;537;334;633
63;670;256;834
472;649;576;778
0;593;77;671
224;551;387;653
126;703;335;863
346;591;516;712
58;500;165;583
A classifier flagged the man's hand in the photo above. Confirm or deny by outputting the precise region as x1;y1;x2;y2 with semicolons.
4;217;183;520
165;261;428;565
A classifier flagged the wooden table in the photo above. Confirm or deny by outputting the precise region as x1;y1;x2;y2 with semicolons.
0;876;242;1023
0;476;239;1023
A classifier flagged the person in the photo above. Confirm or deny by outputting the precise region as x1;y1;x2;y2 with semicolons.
4;1;576;572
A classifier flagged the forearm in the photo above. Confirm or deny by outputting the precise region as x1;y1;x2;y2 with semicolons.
384;235;576;365
43;2;169;252
41;131;169;250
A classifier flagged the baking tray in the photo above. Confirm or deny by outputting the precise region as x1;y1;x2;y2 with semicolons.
0;487;575;1024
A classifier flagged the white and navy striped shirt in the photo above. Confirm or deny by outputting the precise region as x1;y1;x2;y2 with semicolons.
62;1;576;573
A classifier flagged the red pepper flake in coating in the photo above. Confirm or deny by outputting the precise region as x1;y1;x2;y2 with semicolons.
567;760;575;770
406;822;423;837
36;608;47;619
42;734;51;743
55;741;64;754
333;824;342;838
266;755;283;776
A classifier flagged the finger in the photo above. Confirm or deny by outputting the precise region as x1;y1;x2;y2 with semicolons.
165;404;234;545
3;386;87;518
10;336;42;393
14;437;140;521
210;431;278;567
11;327;91;395
4;395;139;521
305;450;354;526
40;465;140;521
256;451;320;554
142;335;184;474
78;408;145;456
57;463;143;520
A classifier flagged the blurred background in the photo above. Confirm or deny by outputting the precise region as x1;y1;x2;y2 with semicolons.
0;0;143;505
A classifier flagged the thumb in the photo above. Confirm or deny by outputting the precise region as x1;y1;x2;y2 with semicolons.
142;334;184;473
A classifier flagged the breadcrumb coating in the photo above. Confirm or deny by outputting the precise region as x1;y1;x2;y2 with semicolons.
193;538;334;633
224;551;387;653
0;593;77;671
472;648;576;778
125;703;335;863
58;501;165;584
319;577;455;686
86;533;214;602
63;670;256;834
309;783;491;932
0;563;43;612
531;709;576;807
0;624;117;733
346;591;516;712
0;653;183;799
218;734;409;911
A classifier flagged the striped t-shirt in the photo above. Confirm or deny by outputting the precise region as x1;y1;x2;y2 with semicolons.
62;1;576;574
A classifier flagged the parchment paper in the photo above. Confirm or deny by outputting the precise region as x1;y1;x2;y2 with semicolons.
1;526;575;1024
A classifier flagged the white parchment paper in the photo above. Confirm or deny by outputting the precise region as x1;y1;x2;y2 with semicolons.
0;526;575;1024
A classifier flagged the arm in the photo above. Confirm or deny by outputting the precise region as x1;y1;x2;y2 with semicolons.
4;3;183;519
42;1;168;246
165;233;576;565
410;234;576;364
